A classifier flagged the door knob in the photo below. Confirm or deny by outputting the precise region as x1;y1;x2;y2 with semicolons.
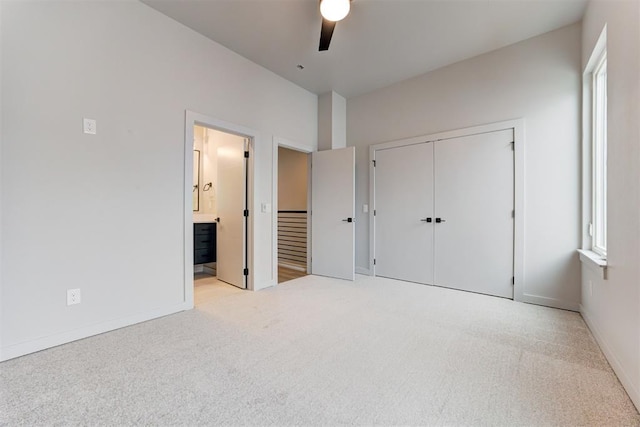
215;217;220;223
420;218;432;223
342;218;354;223
435;218;446;223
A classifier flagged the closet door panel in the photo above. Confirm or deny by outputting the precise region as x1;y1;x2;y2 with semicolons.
434;129;514;298
311;147;356;281
375;143;434;284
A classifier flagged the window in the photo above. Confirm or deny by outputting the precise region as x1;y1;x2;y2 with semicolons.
591;50;607;257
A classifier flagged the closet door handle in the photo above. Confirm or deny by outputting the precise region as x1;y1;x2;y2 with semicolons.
420;218;432;223
342;218;354;223
435;218;446;223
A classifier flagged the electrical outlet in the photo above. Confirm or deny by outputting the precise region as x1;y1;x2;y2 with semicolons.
83;118;97;135
67;288;81;305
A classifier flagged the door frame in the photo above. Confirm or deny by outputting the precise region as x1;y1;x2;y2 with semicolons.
369;118;525;302
184;111;256;305
272;137;314;283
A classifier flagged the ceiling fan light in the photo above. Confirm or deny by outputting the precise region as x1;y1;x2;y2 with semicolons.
320;0;350;22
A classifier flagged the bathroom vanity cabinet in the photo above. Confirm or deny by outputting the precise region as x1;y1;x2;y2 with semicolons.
194;222;216;265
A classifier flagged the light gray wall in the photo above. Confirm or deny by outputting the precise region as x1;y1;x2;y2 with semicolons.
318;91;347;151
580;0;640;410
278;147;308;211
348;24;582;310
0;0;316;360
318;93;332;151
332;92;347;149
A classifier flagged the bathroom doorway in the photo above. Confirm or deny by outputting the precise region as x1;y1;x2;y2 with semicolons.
276;146;310;283
185;111;255;307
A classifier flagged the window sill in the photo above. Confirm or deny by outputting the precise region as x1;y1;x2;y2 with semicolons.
578;249;607;280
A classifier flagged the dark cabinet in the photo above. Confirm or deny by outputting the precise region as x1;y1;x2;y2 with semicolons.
194;223;216;265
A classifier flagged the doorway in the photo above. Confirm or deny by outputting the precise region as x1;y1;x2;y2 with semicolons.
185;111;255;307
276;146;310;283
273;144;356;283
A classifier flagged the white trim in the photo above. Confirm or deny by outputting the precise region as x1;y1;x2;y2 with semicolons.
581;25;607;254
581;304;640;411
591;50;607;257
581;76;594;249
306;153;312;274
1;302;191;361
577;249;607;279
272;137;314;285
584;25;608;73
0;2;4;360
185;110;257;291
521;294;579;312
184;117;196;306
369;119;526;303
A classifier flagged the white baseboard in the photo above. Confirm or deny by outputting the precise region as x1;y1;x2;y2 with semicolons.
580;304;640;411
355;267;371;276
0;302;191;362
520;293;580;312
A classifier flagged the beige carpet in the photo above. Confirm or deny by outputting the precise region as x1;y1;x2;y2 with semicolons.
1;274;638;426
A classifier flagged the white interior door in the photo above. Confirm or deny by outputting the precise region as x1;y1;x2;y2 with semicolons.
311;147;355;280
375;143;434;284
434;129;514;298
216;133;247;289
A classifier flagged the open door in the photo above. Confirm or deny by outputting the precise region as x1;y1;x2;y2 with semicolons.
311;147;355;280
216;133;247;289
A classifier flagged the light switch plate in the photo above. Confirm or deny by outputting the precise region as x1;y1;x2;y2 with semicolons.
261;203;271;213
363;204;369;213
67;288;81;305
83;118;97;135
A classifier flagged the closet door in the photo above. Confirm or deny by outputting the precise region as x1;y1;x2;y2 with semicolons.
434;129;514;298
374;143;434;284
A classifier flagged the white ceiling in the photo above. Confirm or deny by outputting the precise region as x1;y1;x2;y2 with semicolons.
141;0;588;98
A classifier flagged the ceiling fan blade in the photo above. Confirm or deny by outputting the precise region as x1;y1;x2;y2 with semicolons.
319;18;336;51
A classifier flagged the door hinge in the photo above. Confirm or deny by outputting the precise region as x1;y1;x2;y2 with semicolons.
372;160;376;167
511;210;515;218
244;268;249;276
244;209;249;217
374;210;376;216
511;141;515;151
512;276;515;285
244;151;249;158
373;258;376;265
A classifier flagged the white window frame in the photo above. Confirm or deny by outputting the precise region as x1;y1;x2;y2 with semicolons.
591;51;607;257
581;25;607;265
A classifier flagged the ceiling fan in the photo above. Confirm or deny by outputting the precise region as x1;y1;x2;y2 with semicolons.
318;0;351;51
